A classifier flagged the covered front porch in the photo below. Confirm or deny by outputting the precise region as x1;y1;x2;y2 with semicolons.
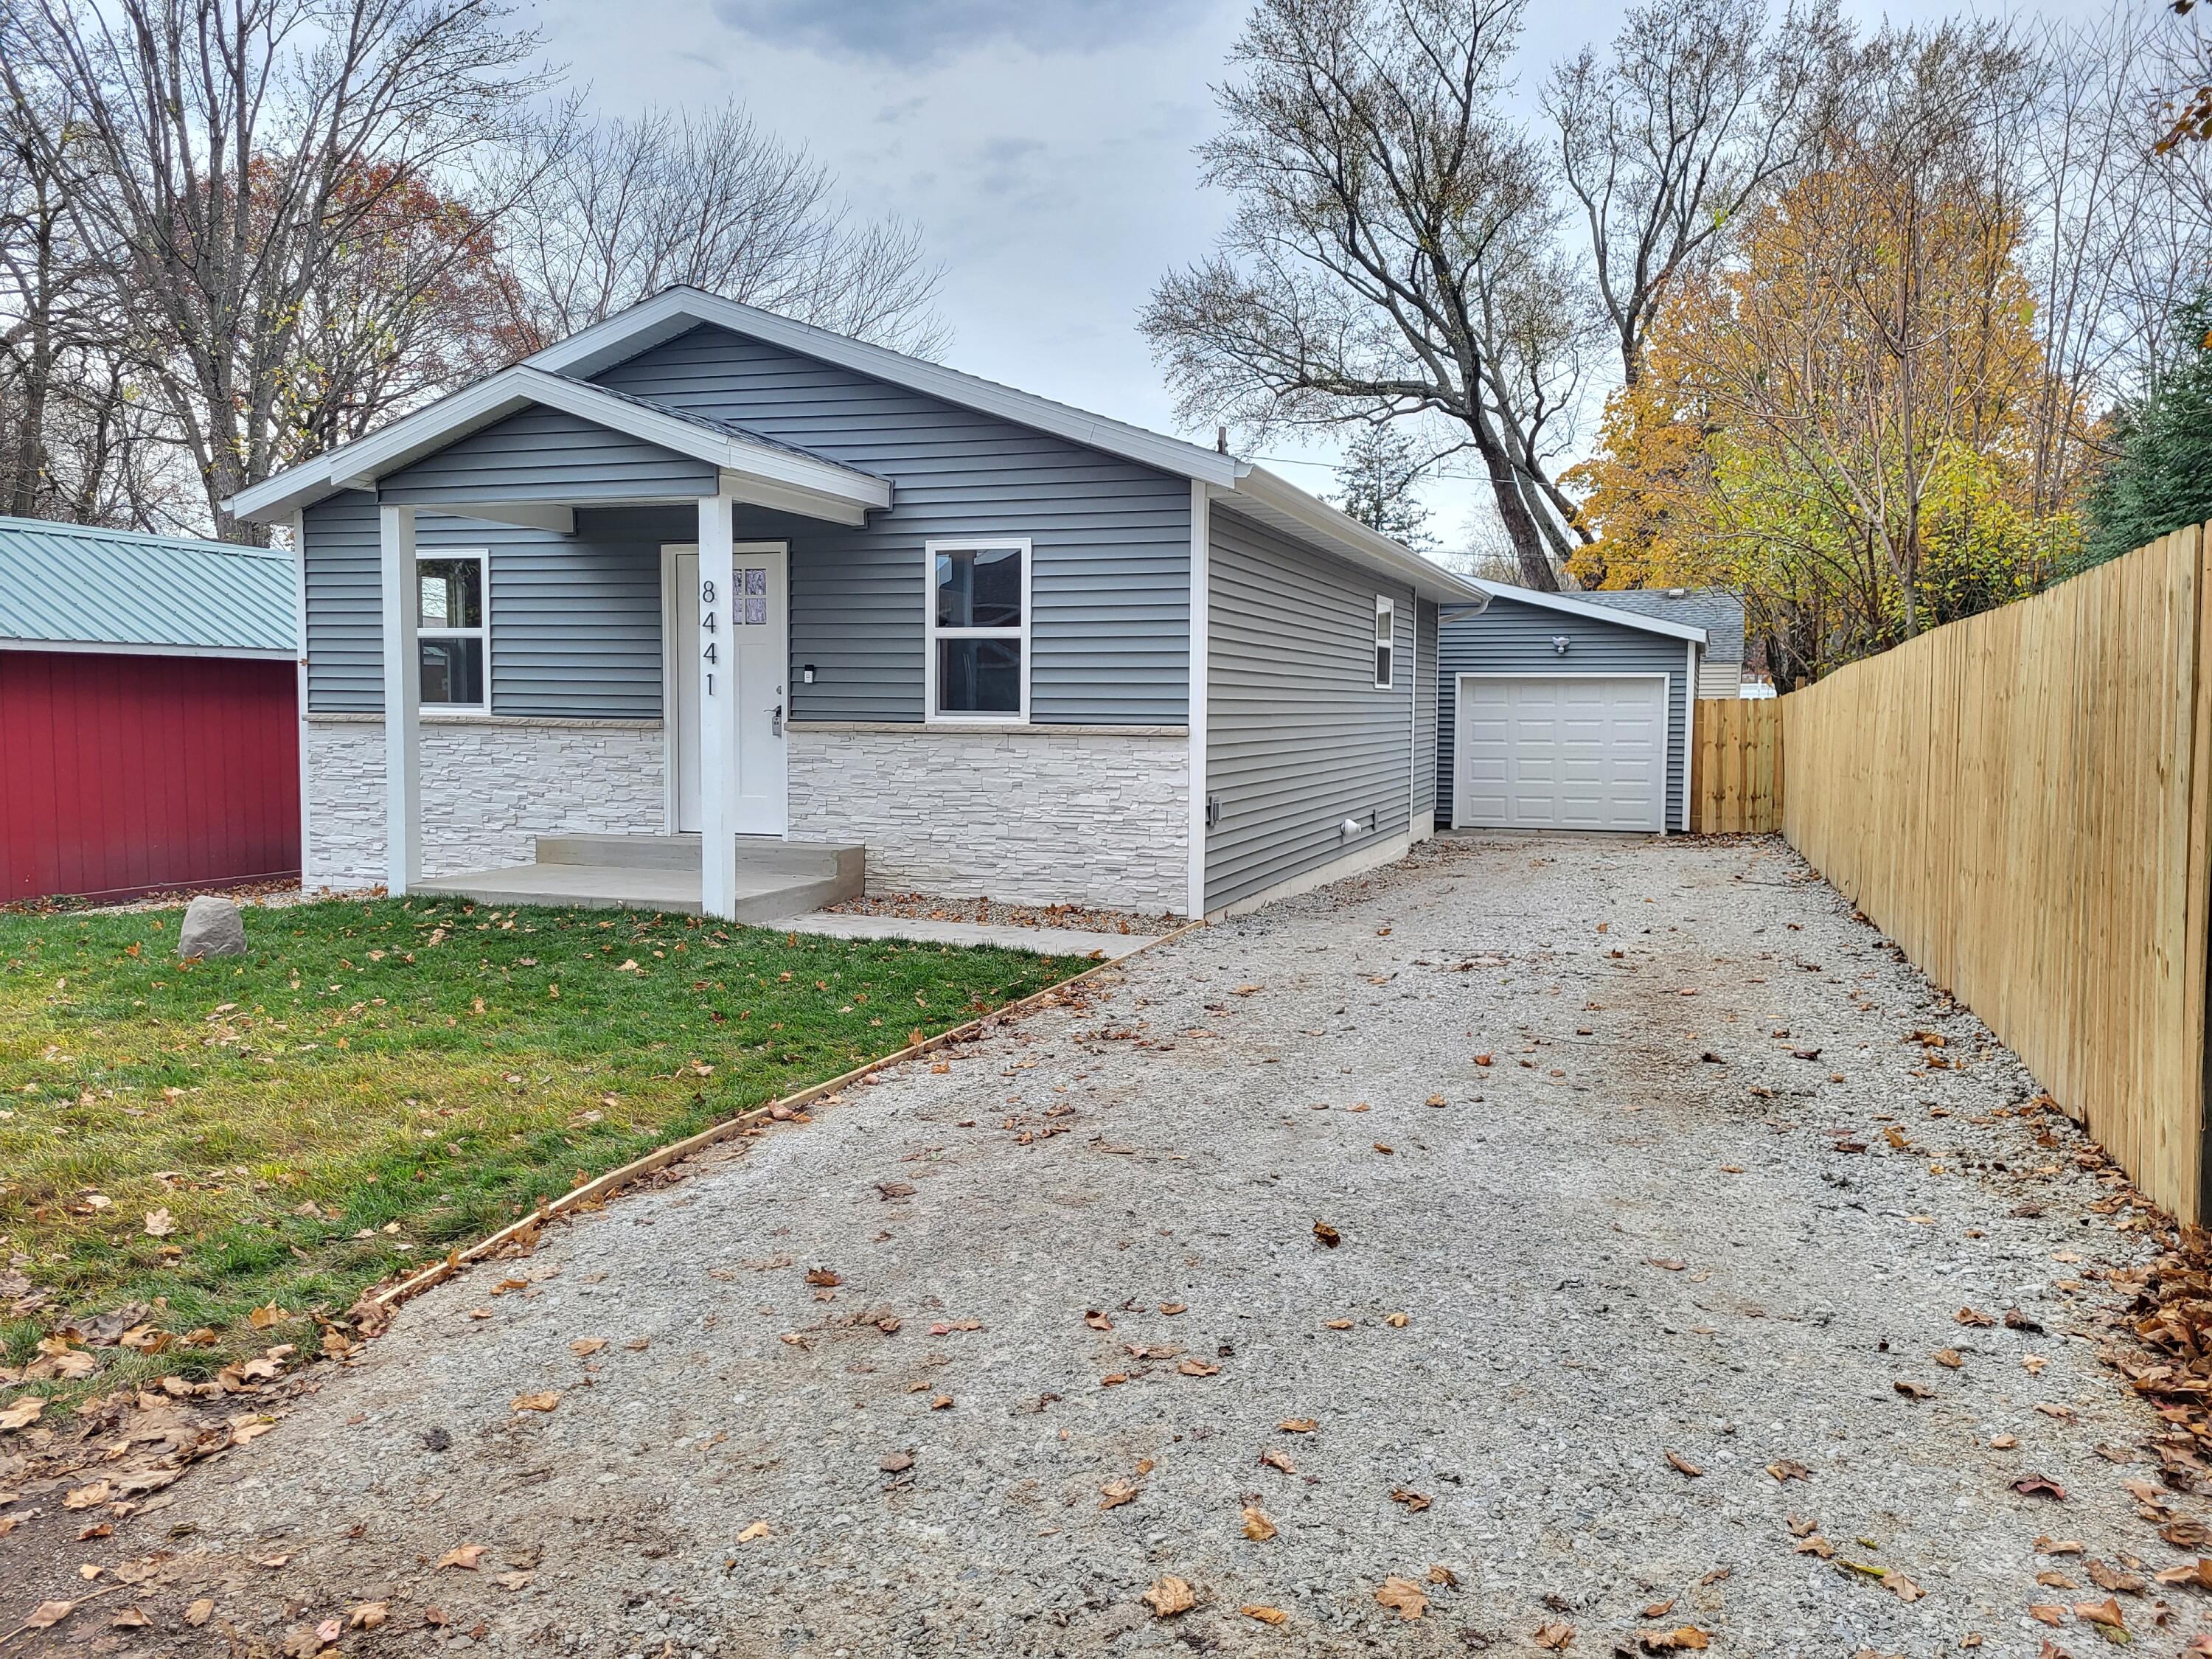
358;365;891;920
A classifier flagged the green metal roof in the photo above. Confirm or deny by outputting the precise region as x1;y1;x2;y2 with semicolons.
0;515;295;657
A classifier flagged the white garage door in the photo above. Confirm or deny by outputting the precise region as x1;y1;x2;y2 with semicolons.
1453;675;1669;832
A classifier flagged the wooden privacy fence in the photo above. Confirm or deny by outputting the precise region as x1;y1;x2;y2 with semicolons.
1691;699;1784;833
1777;523;2212;1222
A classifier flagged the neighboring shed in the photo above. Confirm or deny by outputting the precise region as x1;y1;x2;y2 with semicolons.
0;517;299;902
1437;581;1708;834
1578;587;1745;699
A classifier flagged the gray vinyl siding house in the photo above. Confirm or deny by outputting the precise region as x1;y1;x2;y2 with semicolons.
233;286;1481;922
1438;583;1711;835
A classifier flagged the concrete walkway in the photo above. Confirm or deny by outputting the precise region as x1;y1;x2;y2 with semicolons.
765;908;1155;959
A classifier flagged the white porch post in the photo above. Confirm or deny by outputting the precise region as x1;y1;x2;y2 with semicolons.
696;489;739;920
378;503;422;894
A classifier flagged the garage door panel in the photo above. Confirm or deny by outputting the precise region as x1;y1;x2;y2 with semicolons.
1453;675;1668;832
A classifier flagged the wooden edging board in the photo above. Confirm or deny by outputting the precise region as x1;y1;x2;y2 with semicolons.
365;919;1204;1315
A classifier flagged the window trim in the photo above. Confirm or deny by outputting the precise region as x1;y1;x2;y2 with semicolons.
924;536;1032;726
417;547;489;713
1374;594;1395;690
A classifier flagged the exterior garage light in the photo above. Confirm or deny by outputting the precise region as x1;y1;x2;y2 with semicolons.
1551;635;1571;655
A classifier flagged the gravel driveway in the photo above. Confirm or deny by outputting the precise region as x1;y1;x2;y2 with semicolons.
24;833;2203;1657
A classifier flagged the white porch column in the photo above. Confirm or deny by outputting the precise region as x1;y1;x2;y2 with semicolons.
378;503;422;894
696;490;739;920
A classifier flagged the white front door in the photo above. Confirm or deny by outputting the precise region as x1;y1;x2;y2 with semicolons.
671;543;788;836
1454;674;1669;832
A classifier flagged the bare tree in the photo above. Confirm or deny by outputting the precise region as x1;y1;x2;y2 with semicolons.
495;102;946;356
0;0;556;538
1143;0;1569;589
1545;0;1847;388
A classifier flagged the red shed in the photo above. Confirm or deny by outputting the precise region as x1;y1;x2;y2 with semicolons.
0;516;299;904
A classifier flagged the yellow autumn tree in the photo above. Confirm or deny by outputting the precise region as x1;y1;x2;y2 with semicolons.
1569;152;2082;686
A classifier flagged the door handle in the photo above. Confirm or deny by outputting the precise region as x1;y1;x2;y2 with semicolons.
769;703;783;737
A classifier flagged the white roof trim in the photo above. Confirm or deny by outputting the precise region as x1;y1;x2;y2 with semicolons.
1230;468;1485;603
1473;580;1708;644
232;364;892;524
0;636;296;662
530;287;1245;490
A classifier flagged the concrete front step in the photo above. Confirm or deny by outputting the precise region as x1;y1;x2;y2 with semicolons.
414;833;866;919
536;832;863;886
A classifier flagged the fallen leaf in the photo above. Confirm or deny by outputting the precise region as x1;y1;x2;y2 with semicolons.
1643;1599;1677;1619
1638;1628;1710;1652
1083;1310;1113;1331
1259;1447;1297;1474
1428;1565;1458;1587
511;1391;560;1413
1666;1452;1705;1478
1144;1576;1196;1618
568;1338;606;1356
0;1396;45;1432
1767;1460;1811;1482
875;1181;915;1200
1099;1478;1141;1510
2075;1597;2127;1632
26;1601;74;1630
2015;1475;2069;1500
1885;1571;1924;1603
1391;1486;1431;1511
1279;1417;1318;1433
1177;1357;1221;1377
1893;1380;1933;1400
438;1544;487;1571
347;1602;389;1630
185;1599;214;1627
1934;1349;1964;1368
1313;1221;1340;1248
1242;1503;1276;1540
143;1208;176;1237
1241;1604;1287;1624
738;1520;771;1543
1375;1576;1427;1621
1535;1622;1576;1650
111;1607;149;1628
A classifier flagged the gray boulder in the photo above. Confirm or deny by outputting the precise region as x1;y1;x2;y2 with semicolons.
177;894;248;959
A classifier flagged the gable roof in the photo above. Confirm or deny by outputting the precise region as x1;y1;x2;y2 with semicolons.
1472;579;1709;645
0;516;295;658
1579;588;1743;664
227;286;1481;604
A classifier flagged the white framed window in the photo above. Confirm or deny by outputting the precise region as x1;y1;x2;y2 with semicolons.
925;538;1029;723
1374;595;1395;689
417;549;487;711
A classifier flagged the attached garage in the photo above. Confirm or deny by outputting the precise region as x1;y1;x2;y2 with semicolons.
1438;584;1708;834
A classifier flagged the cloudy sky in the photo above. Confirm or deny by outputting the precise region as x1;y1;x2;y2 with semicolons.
529;0;2078;548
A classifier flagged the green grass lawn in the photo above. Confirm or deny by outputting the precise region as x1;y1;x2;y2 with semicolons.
0;895;1076;1399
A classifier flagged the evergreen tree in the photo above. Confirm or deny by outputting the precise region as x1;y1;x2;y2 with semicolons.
1331;425;1436;550
2084;291;2212;566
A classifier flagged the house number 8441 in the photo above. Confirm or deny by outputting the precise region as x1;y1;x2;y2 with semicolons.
700;580;720;695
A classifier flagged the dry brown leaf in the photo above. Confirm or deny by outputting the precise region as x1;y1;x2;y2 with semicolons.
511;1391;560;1413
1643;1599;1677;1619
1278;1417;1318;1433
1177;1358;1221;1377
1241;1604;1287;1624
1375;1576;1427;1621
1313;1221;1341;1248
1324;1317;1353;1329
1259;1447;1297;1474
347;1602;388;1630
568;1338;606;1355
1099;1479;1140;1511
1144;1576;1196;1618
1242;1503;1276;1541
0;1396;45;1432
26;1601;74;1630
2075;1597;2127;1631
1083;1309;1113;1331
1885;1571;1924;1603
1893;1380;1933;1400
1933;1349;1964;1368
1428;1564;1458;1587
184;1599;214;1627
1534;1622;1576;1650
738;1520;771;1543
437;1544;487;1571
1638;1627;1710;1652
143;1208;175;1237
1665;1451;1704;1478
1766;1460;1810;1482
1391;1486;1431;1511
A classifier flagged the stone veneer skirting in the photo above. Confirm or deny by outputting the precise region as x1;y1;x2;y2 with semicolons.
304;716;669;886
305;717;1190;913
787;726;1188;914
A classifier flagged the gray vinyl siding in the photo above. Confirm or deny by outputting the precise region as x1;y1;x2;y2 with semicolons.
1435;594;1691;830
375;405;716;506
301;492;665;718
1413;599;1438;818
1204;508;1415;913
590;325;1189;723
